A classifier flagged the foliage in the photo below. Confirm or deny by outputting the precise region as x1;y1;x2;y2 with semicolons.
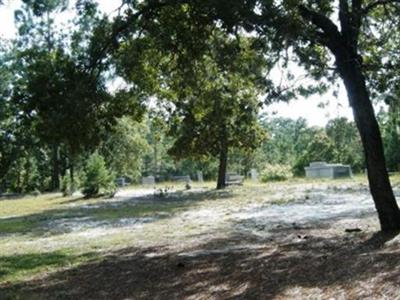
81;152;116;197
260;164;293;182
168;32;267;158
12;48;140;162
379;98;400;171
257;116;365;177
293;131;335;176
0;0;145;193
60;172;77;197
142;113;175;178
325;118;364;172
100;117;150;181
111;3;269;188
259;116;318;167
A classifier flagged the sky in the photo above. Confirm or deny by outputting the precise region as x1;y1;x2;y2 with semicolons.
0;0;355;127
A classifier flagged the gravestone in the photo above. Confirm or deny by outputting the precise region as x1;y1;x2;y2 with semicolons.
197;171;204;183
250;169;258;181
305;162;352;179
142;175;156;185
115;177;127;187
225;173;245;185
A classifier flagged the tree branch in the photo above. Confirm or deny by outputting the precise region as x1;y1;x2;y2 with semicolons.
351;0;362;44
298;5;343;53
298;5;342;39
339;0;351;39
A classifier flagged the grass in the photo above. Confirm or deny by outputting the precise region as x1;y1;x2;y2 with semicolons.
1;176;400;298
0;194;79;219
0;184;226;285
0;177;368;236
0;251;97;283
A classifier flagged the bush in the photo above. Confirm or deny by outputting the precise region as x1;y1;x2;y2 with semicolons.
81;152;116;198
61;174;77;197
260;164;293;182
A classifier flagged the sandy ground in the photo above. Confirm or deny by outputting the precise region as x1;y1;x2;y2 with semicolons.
2;182;400;299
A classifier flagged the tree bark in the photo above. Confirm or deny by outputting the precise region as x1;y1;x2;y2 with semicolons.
336;56;400;231
299;3;400;231
217;143;228;190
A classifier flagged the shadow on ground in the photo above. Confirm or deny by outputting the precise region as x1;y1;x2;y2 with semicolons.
2;231;400;299
0;189;234;236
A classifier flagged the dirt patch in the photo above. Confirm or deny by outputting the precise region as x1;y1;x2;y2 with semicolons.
2;181;400;299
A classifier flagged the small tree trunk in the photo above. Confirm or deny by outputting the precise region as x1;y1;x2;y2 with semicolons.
217;144;228;190
154;141;158;175
51;144;60;191
338;58;400;231
69;162;75;193
16;165;21;193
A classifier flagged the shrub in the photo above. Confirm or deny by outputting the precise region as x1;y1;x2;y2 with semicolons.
81;152;116;198
31;189;41;197
260;164;293;182
61;175;76;197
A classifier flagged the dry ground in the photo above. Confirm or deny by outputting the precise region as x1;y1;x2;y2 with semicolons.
1;178;400;299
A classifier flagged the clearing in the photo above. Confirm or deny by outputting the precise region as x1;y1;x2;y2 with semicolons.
1;177;400;299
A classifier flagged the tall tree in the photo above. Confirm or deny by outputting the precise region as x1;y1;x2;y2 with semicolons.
12;1;143;187
114;15;267;188
13;0;69;190
294;1;400;230
168;34;266;189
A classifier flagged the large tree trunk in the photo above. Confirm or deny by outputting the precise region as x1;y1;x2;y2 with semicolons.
337;57;400;231
217;143;228;190
299;2;400;231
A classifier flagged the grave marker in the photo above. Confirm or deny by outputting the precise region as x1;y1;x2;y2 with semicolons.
142;176;156;185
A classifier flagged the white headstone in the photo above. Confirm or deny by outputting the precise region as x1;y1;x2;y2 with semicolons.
142;176;155;185
197;171;204;182
116;177;126;187
250;169;258;181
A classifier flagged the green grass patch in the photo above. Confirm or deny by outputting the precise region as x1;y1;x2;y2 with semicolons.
0;250;96;284
0;218;40;234
0;194;82;219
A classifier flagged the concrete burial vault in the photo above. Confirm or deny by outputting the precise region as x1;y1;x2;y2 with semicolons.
305;162;352;179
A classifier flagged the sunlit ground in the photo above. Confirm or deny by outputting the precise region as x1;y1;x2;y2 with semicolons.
1;175;400;299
